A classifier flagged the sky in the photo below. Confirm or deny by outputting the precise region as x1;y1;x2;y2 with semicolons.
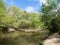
3;0;47;12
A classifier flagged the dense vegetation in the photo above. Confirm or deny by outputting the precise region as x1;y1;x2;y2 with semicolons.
41;0;60;34
0;0;60;45
0;1;42;31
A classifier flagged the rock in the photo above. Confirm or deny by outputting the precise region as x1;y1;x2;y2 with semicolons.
43;33;60;45
8;28;15;32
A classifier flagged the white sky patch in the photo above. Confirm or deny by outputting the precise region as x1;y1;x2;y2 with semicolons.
25;6;35;12
39;0;48;6
58;4;60;7
40;0;47;4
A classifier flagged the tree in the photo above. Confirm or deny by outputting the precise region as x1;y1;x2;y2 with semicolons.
0;0;6;27
7;6;29;29
0;0;9;32
40;0;60;34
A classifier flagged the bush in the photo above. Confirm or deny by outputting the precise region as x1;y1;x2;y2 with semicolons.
19;20;31;29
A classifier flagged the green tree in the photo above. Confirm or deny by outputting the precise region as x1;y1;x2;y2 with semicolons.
0;0;7;28
40;0;60;34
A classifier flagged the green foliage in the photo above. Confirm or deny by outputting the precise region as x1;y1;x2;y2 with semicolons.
0;2;42;32
19;20;31;29
0;0;7;30
1;0;60;45
41;0;60;34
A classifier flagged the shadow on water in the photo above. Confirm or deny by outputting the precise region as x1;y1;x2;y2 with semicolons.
0;36;35;45
0;37;21;45
0;36;43;45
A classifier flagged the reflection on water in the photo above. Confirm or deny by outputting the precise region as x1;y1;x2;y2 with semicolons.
0;31;44;45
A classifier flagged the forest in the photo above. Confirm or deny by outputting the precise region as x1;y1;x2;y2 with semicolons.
0;0;60;45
